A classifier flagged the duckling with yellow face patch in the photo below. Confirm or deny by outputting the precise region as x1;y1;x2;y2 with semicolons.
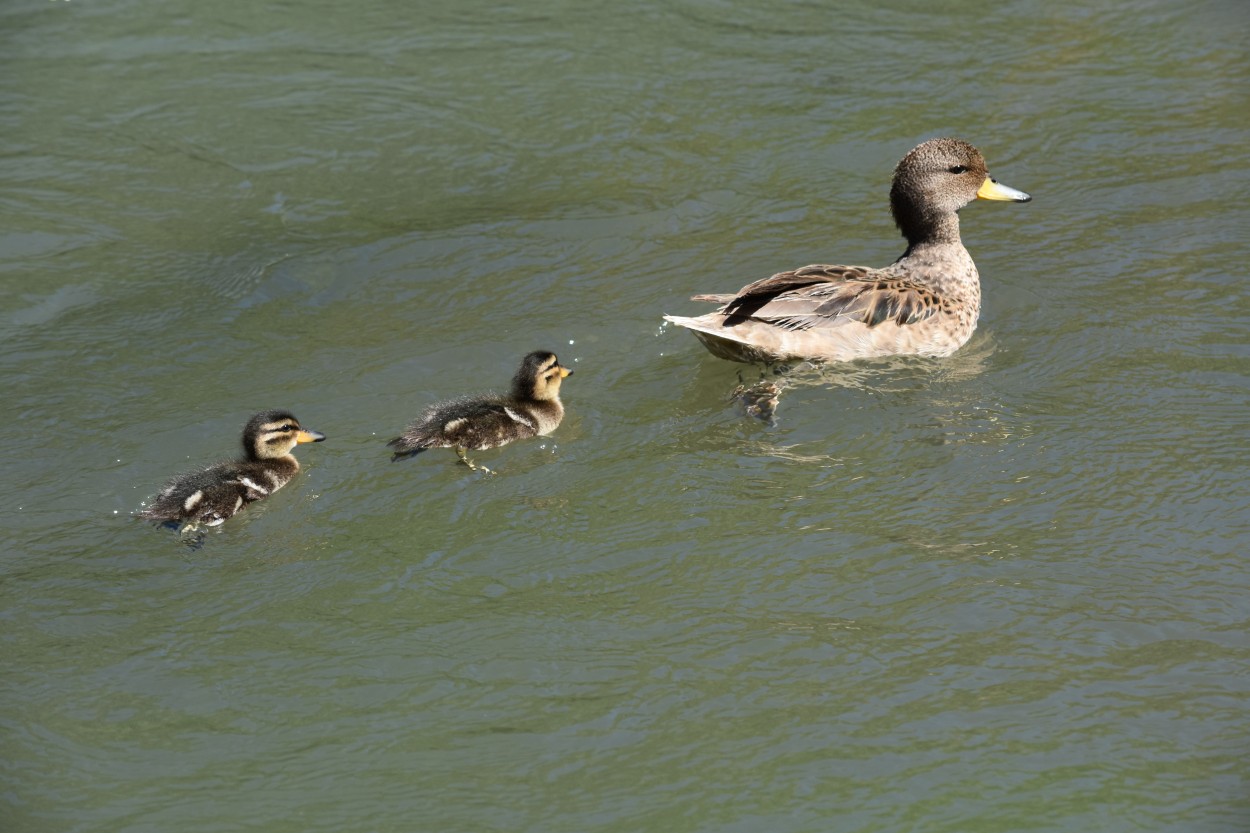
388;350;573;474
139;410;325;528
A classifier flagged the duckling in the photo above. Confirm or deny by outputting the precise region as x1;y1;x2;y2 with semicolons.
663;137;1031;364
139;410;325;528
388;351;573;474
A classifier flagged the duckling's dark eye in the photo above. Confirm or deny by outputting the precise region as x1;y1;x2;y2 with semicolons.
948;165;968;174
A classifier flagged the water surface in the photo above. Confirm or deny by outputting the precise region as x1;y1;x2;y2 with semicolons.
3;0;1249;831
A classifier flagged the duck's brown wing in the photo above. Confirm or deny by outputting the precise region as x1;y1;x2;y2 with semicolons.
715;265;941;332
733;265;871;303
690;264;869;306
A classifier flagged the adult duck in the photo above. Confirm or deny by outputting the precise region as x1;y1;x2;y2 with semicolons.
663;138;1030;364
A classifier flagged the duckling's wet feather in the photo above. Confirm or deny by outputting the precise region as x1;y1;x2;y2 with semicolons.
388;395;547;456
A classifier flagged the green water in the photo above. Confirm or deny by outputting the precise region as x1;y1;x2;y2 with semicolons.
3;0;1249;830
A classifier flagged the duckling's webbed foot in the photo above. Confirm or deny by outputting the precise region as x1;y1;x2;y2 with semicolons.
175;521;207;549
456;446;496;475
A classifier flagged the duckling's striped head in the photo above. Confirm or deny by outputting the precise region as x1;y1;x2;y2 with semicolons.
511;351;573;402
243;409;326;461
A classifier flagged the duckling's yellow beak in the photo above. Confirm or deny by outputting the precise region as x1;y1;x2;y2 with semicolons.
296;429;326;443
977;176;1031;202
559;366;573;378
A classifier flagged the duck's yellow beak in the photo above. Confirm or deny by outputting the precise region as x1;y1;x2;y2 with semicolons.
559;366;573;378
296;429;326;443
977;176;1031;202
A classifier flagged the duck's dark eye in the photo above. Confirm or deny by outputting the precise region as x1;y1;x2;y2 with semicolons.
949;165;968;174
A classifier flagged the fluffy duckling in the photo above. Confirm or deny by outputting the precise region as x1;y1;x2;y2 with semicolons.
388;350;573;473
663;137;1031;364
140;410;325;528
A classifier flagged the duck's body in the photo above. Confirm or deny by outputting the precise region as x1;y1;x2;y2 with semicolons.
664;138;1030;365
140;410;325;528
389;351;573;473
